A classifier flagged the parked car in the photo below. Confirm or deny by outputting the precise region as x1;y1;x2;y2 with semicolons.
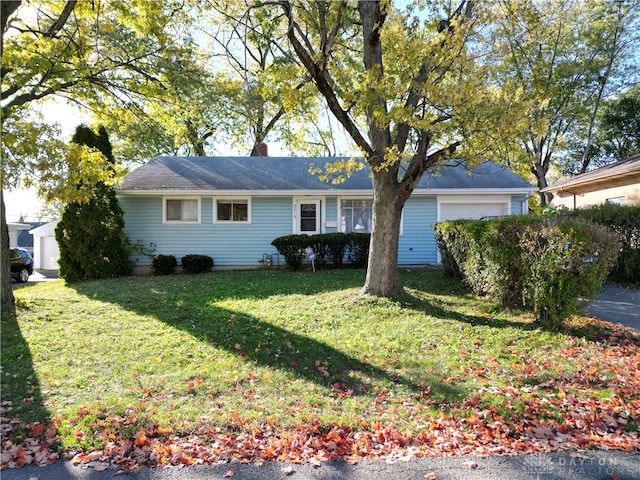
10;248;34;283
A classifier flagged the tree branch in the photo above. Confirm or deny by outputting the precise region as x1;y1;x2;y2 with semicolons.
396;1;474;153
280;1;373;157
43;1;78;39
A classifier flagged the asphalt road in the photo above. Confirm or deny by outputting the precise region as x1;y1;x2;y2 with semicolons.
2;450;639;480
585;285;640;331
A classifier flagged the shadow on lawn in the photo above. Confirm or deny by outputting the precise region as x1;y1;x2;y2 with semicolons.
400;269;640;343
0;313;52;439
70;270;463;400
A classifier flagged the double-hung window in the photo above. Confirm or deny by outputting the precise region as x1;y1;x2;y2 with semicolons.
340;199;373;233
164;197;200;223
215;198;250;223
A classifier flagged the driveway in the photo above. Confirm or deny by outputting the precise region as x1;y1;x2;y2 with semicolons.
10;269;59;285
585;285;640;331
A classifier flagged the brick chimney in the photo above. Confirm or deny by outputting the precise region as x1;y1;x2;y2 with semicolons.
257;142;268;156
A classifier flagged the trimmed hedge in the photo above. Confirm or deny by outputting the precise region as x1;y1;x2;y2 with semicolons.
151;254;177;275
271;235;309;271
434;215;620;326
347;233;370;267
271;233;371;270
569;204;640;285
181;254;214;274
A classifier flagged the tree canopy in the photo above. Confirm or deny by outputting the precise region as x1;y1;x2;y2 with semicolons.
90;0;341;162
592;86;640;164
488;0;639;204
261;0;500;296
1;0;200;316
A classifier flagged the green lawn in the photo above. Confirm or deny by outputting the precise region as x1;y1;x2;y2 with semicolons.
2;268;639;467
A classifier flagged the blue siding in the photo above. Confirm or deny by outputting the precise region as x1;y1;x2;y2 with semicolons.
120;192;526;269
120;196;294;267
398;196;437;265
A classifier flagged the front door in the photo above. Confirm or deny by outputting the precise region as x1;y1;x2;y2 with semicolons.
295;200;321;234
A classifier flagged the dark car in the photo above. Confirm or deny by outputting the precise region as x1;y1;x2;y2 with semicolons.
10;248;34;283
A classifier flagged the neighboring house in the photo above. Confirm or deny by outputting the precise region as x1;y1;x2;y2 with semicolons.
7;222;31;249
17;221;47;254
116;156;536;270
29;221;60;270
543;153;640;210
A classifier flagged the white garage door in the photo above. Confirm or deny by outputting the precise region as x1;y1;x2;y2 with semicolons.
440;203;509;221
40;237;60;270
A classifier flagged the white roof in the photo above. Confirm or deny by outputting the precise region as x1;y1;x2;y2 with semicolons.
29;220;59;237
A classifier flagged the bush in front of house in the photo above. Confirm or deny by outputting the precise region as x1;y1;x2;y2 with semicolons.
434;215;620;326
181;254;214;274
346;233;371;268
323;233;351;266
271;233;371;270
271;235;309;270
569;204;640;286
151;254;177;275
307;234;330;268
55;125;133;283
56;186;133;283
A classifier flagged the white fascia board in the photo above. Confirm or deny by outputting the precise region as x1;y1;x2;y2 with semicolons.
412;188;537;195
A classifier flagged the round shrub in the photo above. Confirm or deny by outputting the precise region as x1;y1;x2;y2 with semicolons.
181;254;214;274
271;235;309;270
151;254;177;275
520;217;620;326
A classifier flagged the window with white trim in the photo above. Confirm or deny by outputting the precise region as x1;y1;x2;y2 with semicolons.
163;198;200;223
606;196;626;205
340;199;373;233
215;198;250;222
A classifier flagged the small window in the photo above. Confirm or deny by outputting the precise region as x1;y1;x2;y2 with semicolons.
606;196;626;205
340;199;373;233
216;199;250;222
164;198;200;223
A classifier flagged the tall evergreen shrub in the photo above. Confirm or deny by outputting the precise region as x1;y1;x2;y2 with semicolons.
56;125;132;282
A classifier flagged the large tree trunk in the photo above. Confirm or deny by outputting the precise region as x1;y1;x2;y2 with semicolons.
530;149;553;207
361;171;406;298
533;165;552;207
1;190;16;318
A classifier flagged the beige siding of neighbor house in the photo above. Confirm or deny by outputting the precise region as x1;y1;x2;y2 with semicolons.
551;182;640;209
